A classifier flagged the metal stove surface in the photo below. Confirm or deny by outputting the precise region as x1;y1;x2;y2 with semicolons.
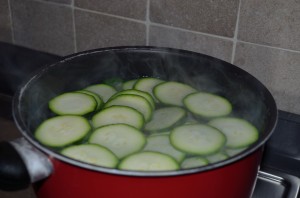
0;42;299;198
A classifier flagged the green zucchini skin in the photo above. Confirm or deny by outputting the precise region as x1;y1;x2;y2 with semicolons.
89;124;146;159
170;124;226;155
154;81;197;106
145;107;187;132
118;151;179;171
205;152;228;164
122;79;138;90
134;77;165;102
92;105;145;129
49;92;97;116
105;94;153;122
111;89;155;110
35;115;91;148
208;117;259;149
34;77;260;171
181;156;209;169
143;134;186;163
76;90;104;111
84;84;117;102
183;92;232;118
61;144;118;168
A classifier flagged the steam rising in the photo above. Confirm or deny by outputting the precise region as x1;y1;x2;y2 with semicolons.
16;48;270;141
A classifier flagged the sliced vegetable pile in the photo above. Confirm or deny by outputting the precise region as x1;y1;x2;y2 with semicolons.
35;77;259;171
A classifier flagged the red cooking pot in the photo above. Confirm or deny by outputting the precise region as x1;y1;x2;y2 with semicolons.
0;46;277;198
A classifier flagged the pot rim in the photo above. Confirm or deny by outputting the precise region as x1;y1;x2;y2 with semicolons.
12;46;278;177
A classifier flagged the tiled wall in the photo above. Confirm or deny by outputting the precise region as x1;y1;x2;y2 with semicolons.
0;0;299;114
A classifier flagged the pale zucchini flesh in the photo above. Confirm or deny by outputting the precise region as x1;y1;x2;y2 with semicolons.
91;105;144;129
143;134;186;162
225;147;248;156
154;81;197;106
145;106;186;132
119;151;179;171
61;144;118;168
104;94;153;122
122;79;138;90
49;92;97;116
205;152;228;163
34;77;260;172
170;124;226;155
208;117;259;149
183;92;232;118
35;115;91;147
76;90;103;111
89;124;146;159
181;156;209;169
84;84;117;102
111;89;155;110
134;77;164;102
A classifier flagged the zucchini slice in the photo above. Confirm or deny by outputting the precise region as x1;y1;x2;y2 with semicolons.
170;124;226;155
225;147;248;156
143;134;185;162
104;94;153;122
89;124;146;159
49;92;97;116
145;107;186;132
34;77;262;171
208;117;259;149
103;77;123;91
35;115;91;147
111;89;155;110
76;90;104;111
154;81;197;106
134;77;164;102
122;79;138;90
181;156;209;169
119;151;179;171
183;92;232;118
61;144;118;168
206;152;228;164
84;84;117;102
91;105;144;129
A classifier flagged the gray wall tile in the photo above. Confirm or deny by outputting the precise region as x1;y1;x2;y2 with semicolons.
11;0;75;55
75;9;146;52
149;25;233;62
234;42;300;114
43;0;72;5
150;0;239;37
0;0;12;42
238;0;300;51
2;0;300;116
75;0;147;20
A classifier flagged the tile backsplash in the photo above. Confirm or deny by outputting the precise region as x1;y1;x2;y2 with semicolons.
0;0;299;114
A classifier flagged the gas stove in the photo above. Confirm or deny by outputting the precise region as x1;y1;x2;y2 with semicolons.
0;42;299;198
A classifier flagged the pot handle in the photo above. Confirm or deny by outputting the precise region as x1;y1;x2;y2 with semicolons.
0;137;53;191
